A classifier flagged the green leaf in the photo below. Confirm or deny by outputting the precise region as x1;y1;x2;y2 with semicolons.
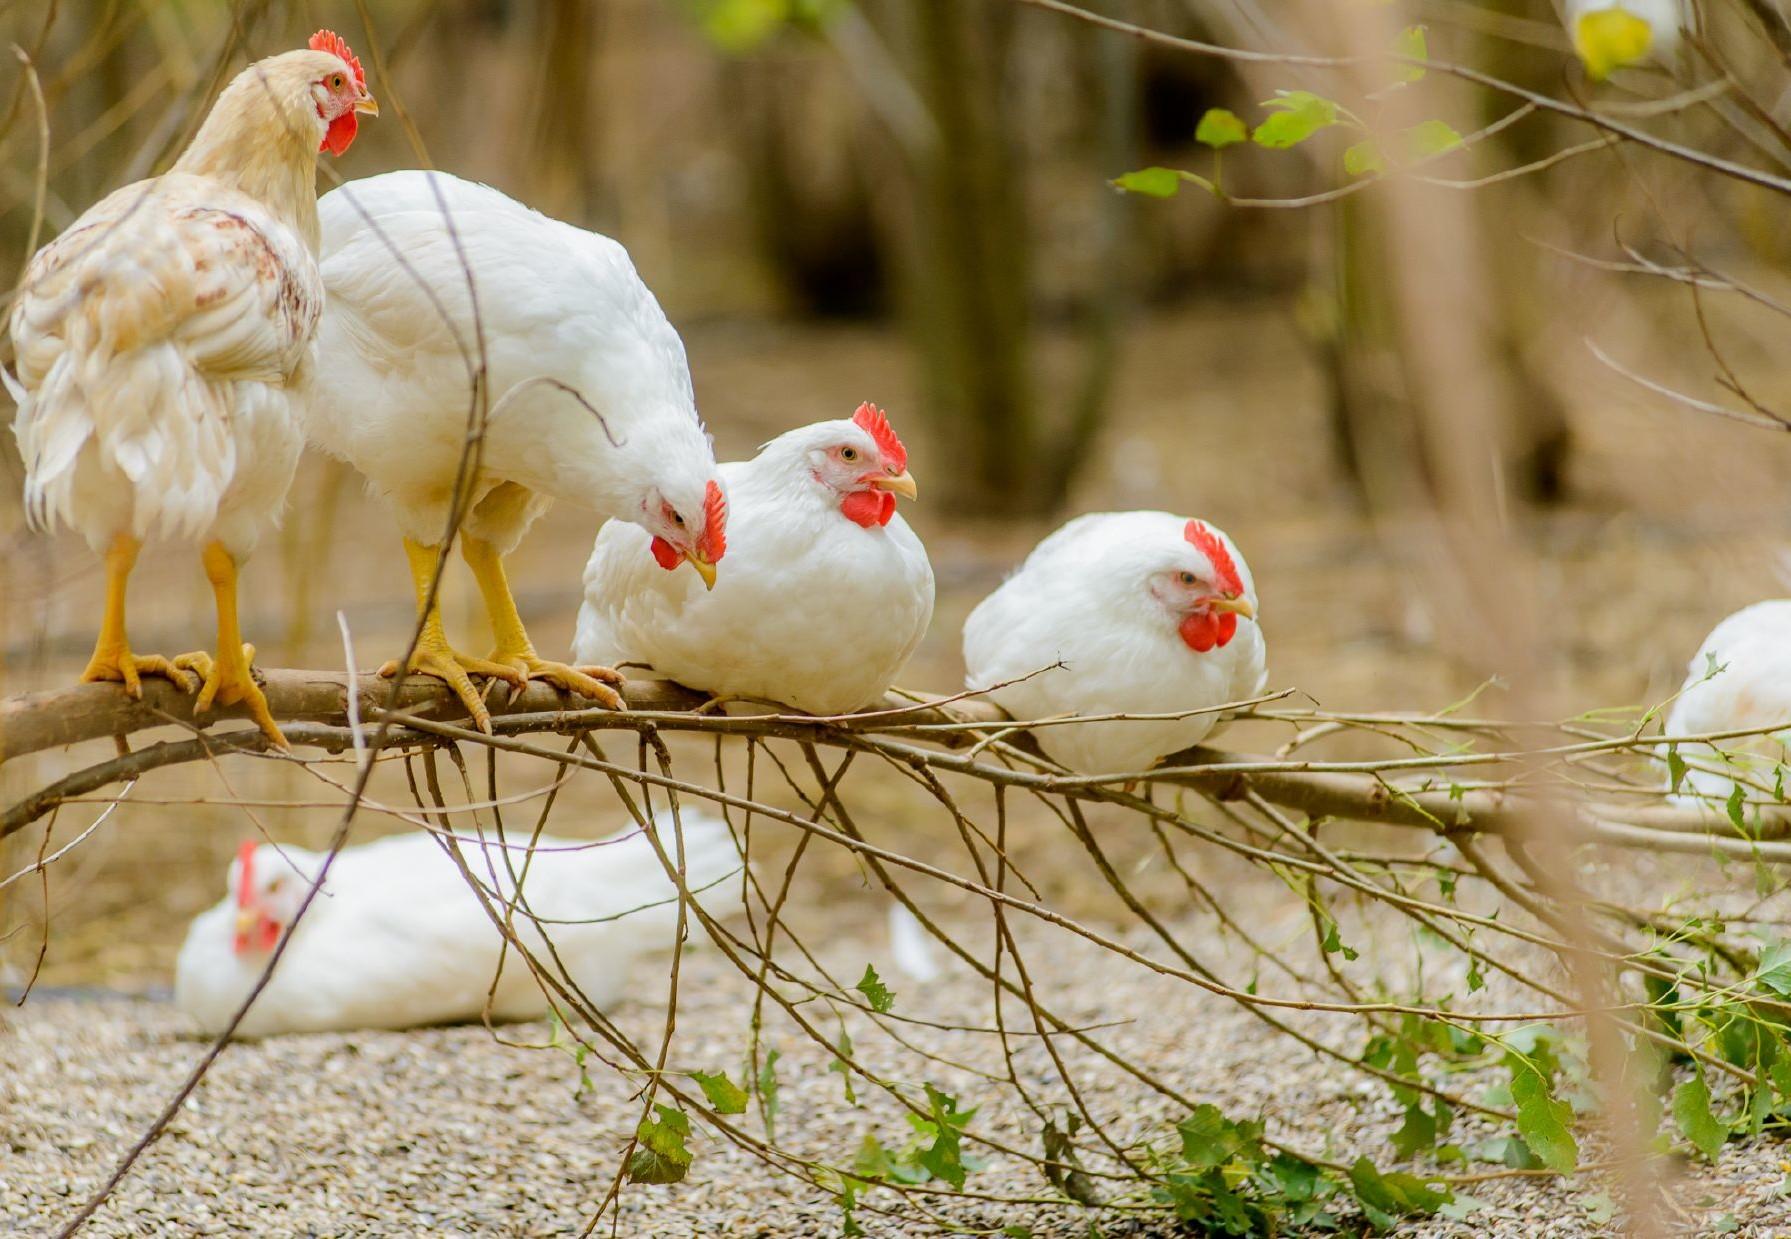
1582;1192;1617;1225
914;1085;975;1189
1406;119;1463;159
1253;91;1341;149
627;1104;693;1185
1196;107;1248;149
1177;1103;1252;1169
1347;1157;1450;1230
1466;957;1486;993
827;1030;858;1105
1508;1054;1578;1173
1042;1116;1103;1206
1758;941;1791;997
1667;744;1687;794
1726;785;1748;834
855;964;896;1014
1344;140;1387;177
1321;918;1359;962
1393;25;1428;82
757;1047;781;1141
1390;1102;1437;1159
1674;1074;1729;1161
1112;166;1187;198
691;1069;748;1115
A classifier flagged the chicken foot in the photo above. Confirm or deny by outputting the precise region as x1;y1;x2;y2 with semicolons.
462;535;626;712
173;541;285;748
80;534;197;696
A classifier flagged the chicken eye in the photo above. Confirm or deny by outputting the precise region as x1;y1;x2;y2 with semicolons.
839;447;858;462
672;512;686;526
330;74;345;90
1179;571;1197;586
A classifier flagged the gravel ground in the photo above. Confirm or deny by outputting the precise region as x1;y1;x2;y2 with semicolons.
4;919;1787;1238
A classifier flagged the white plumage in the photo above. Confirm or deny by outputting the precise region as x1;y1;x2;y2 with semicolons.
296;171;727;728
174;815;745;1038
963;511;1267;774
1663;601;1791;807
7;37;376;743
575;408;933;715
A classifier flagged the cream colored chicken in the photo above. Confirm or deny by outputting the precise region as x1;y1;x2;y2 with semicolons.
6;32;377;745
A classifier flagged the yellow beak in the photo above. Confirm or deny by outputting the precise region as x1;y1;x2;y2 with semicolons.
1208;595;1256;620
355;94;380;116
870;470;918;500
685;550;718;590
235;908;259;938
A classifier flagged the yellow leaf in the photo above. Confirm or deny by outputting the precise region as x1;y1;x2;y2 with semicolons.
1573;8;1654;81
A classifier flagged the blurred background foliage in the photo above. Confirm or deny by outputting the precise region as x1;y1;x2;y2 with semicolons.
3;0;1720;516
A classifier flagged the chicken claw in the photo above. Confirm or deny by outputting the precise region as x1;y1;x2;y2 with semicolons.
175;643;286;749
82;646;198;698
379;639;527;734
493;654;627;711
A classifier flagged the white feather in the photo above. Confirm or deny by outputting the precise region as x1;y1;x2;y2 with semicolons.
963;511;1268;774
173;814;746;1038
1662;601;1791;807
887;902;943;983
575;417;934;715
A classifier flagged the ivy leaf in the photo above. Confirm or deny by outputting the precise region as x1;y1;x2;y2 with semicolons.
914;1085;976;1189
1112;166;1187;198
1390;1101;1437;1159
1393;25;1428;82
1321;918;1360;962
1195;107;1248;149
1508;1055;1579;1173
856;964;896;1014
691;1070;748;1115
1665;744;1687;793
1344;140;1388;177
1347;1158;1450;1231
1466;957;1486;993
827;1030;858;1105
1572;7;1655;81
757;1047;782;1141
1726;785;1748;834
1674;1074;1729;1161
1758;940;1791;997
1177;1103;1251;1168
1253;91;1341;149
1406;119;1463;159
627;1104;692;1185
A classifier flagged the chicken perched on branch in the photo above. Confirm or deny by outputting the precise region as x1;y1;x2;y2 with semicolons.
1663;601;1791;808
574;405;932;715
298;172;727;732
963;511;1265;773
175;816;746;1037
6;33;378;746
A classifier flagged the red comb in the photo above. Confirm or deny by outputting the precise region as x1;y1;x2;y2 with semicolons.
851;402;907;472
1184;519;1243;598
308;29;365;88
697;479;727;562
235;840;257;909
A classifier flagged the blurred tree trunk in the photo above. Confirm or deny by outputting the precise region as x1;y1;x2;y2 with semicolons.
901;0;1036;513
1314;0;1572;509
530;0;600;220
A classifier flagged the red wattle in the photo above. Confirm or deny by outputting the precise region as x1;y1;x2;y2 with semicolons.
650;536;682;571
321;112;358;156
839;490;894;528
1179;611;1237;653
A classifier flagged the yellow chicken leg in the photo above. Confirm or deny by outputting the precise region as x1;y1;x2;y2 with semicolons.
462;535;625;711
80;534;196;697
379;537;529;733
173;541;285;748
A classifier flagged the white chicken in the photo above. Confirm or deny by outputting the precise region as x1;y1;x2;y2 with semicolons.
1565;0;1686;78
1662;601;1791;808
7;33;377;745
963;511;1266;774
574;405;932;715
174;814;745;1038
297;171;727;731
